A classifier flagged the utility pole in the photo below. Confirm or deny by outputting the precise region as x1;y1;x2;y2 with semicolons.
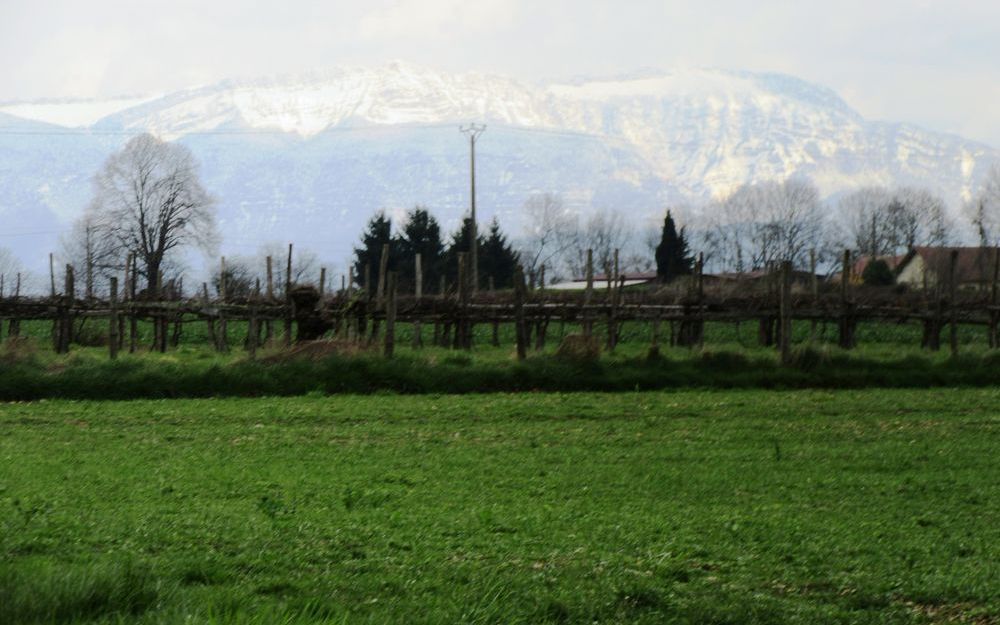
460;123;486;294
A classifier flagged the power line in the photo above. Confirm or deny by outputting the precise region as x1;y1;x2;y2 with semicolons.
0;120;667;148
0;121;460;137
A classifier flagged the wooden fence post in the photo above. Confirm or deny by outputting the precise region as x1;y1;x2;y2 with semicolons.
583;249;594;337
650;311;661;356
171;278;183;348
50;253;57;349
218;257;228;352
58;264;74;354
413;253;423;349
49;253;55;298
838;249;854;349
284;244;293;347
8;272;21;338
384;272;397;358
119;255;129;350
264;255;274;343
949;249;959;356
991;247;1000;348
109;277;119;360
129;256;137;353
514;265;527;360
488;275;499;347
202;282;217;349
779;260;792;365
153;273;167;353
346;266;357;342
607;275;620;352
248;280;259;359
377;243;390;309
696;252;705;347
456;252;467;350
319;267;326;301
809;249;818;340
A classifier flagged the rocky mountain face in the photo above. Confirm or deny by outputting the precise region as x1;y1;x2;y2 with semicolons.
1;62;997;275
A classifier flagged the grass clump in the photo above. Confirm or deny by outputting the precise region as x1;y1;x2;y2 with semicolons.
0;558;159;623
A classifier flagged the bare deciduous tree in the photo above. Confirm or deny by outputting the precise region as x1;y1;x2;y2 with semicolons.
60;212;120;298
516;193;578;281
966;164;1000;247
566;209;632;277
895;187;951;248
86;133;217;294
255;242;322;293
0;247;24;297
841;186;951;256
839;186;895;256
707;179;827;272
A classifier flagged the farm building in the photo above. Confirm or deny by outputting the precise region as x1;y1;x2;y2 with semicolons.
848;254;909;284
712;269;821;287
895;247;1000;290
546;271;658;291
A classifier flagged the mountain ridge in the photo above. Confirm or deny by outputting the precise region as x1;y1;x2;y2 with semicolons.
0;62;997;276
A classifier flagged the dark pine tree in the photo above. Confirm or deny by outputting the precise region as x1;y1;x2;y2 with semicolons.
479;218;519;289
443;217;485;290
352;212;394;293
655;211;693;282
397;206;445;294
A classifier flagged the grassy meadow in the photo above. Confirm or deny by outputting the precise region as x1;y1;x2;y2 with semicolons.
2;390;999;623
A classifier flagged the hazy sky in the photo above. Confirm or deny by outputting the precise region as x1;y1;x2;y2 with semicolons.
1;0;998;146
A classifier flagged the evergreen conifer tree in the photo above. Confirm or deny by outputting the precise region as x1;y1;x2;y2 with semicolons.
352;212;394;293
479;218;519;289
655;211;693;282
397;206;445;294
444;217;485;289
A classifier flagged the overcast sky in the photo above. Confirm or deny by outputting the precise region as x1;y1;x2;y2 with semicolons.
1;0;998;147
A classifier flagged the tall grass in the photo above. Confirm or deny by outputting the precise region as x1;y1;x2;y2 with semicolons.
1;342;999;400
0;559;159;623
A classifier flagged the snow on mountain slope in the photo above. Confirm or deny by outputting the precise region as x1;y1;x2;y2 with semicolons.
88;62;999;202
0;62;998;277
0;95;161;128
97;62;560;136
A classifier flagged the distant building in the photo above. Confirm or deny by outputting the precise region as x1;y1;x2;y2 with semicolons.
847;254;909;284
713;269;820;288
895;247;1000;289
546;271;658;291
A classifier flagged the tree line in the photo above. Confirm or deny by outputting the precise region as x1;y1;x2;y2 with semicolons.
352;209;519;294
2;132;999;297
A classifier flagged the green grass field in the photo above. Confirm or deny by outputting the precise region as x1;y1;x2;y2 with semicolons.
2;390;999;623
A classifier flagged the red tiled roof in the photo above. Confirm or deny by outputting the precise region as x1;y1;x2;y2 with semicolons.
852;254;907;277
912;247;1000;284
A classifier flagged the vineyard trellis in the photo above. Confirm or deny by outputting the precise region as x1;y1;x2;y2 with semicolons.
1;247;998;364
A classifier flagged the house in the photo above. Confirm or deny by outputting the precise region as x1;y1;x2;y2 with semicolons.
546;271;658;291
713;269;821;288
848;254;908;284
895;247;1000;290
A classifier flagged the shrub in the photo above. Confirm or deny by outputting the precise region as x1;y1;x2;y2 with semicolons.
862;259;895;286
0;336;39;366
73;320;108;347
789;345;830;372
555;334;601;363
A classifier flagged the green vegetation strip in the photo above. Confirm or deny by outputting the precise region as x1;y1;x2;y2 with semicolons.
4;342;1000;399
2;390;999;623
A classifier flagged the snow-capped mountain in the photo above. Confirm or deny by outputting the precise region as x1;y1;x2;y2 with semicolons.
0;61;997;275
